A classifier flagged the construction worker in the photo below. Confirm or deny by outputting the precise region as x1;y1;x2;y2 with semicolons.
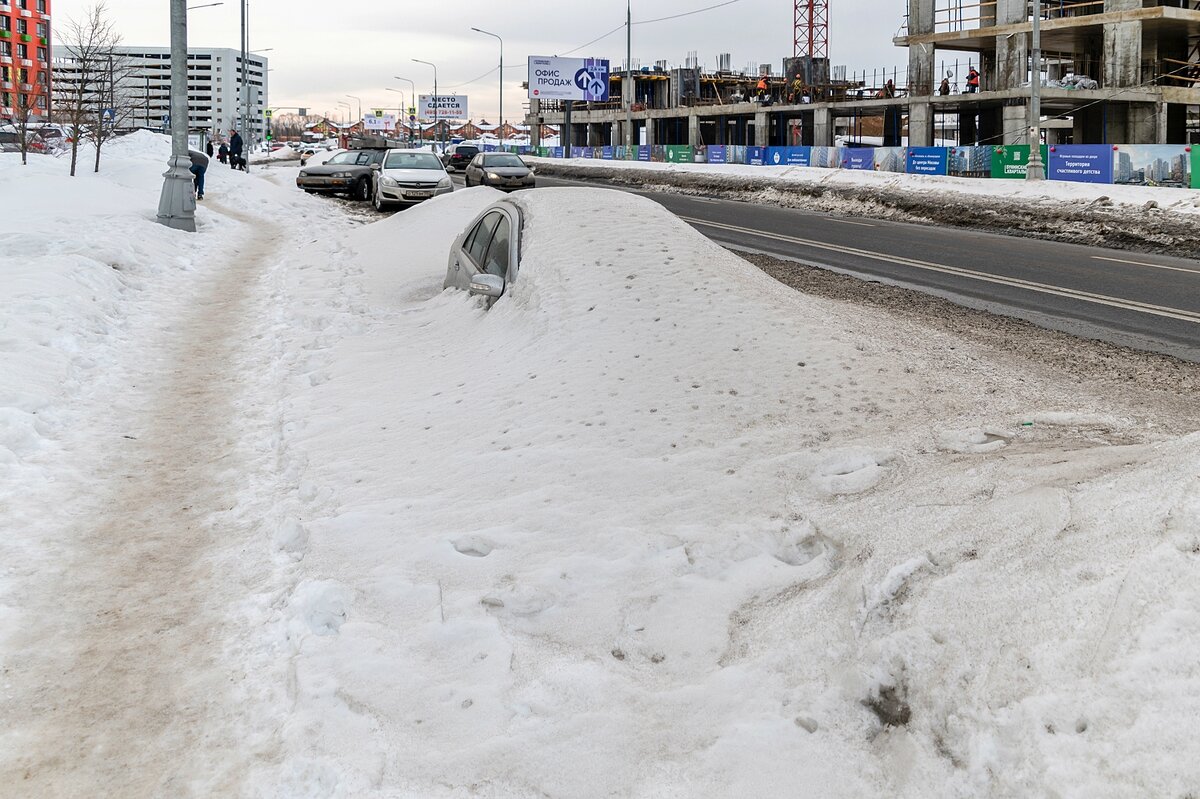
965;67;980;93
756;75;770;104
788;75;804;104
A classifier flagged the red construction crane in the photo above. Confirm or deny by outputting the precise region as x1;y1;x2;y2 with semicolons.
794;0;829;60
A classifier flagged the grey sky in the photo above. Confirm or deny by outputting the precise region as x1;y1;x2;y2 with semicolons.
56;0;909;122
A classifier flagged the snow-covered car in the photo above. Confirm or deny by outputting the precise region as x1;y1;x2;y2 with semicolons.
442;199;520;304
370;149;453;211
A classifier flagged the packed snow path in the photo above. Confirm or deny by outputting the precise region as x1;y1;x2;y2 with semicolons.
1;201;285;796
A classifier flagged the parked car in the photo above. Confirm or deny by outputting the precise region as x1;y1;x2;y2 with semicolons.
441;143;480;172
296;148;386;200
442;200;521;306
463;152;536;191
370;149;453;211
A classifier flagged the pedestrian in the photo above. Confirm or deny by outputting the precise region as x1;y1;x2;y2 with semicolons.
205;138;214;157
188;147;209;200
939;77;951;95
217;141;229;164
228;128;244;170
965;67;980;93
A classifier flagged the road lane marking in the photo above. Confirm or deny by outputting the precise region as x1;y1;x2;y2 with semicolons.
1091;255;1200;275
679;215;1200;325
826;217;876;227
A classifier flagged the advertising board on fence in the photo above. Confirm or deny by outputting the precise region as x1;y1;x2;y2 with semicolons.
1113;144;1191;188
906;147;948;176
363;113;396;131
991;145;1048;179
746;146;766;166
948;146;991;178
810;147;840;168
665;145;694;163
1047;145;1113;183
843;148;875;170
419;95;468;119
527;56;611;101
874;147;906;173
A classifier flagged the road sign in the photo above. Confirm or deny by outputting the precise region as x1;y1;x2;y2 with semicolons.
264;109;273;119
161;113;170;127
101;108;115;125
373;108;383;117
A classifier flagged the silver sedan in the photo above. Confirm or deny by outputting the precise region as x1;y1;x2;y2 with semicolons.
443;200;521;306
462;152;536;191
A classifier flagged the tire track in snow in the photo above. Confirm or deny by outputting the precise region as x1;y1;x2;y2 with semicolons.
0;205;287;797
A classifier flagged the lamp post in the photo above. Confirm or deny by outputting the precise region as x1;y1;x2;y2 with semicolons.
386;87;405;141
157;0;195;231
626;0;633;151
471;27;503;149
394;76;416;145
412;58;440;153
1026;0;1045;181
345;93;362;130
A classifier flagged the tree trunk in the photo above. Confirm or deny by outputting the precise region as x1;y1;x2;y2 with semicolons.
94;139;102;173
70;137;79;177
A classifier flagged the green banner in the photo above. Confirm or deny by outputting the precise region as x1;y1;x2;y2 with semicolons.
537;146;550;158
664;145;694;163
991;145;1049;179
1191;147;1200;189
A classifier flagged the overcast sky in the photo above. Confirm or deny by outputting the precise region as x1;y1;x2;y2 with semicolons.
56;0;909;122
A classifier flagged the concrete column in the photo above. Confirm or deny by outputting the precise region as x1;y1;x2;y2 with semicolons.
528;99;541;147
1129;102;1159;144
907;0;936;96
688;113;701;148
610;122;621;147
812;106;833;146
1002;103;1028;145
908;101;933;146
993;0;1028;90
1103;0;1142;88
754;110;769;146
645;117;655;146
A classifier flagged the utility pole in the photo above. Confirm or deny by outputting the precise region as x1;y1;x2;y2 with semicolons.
156;0;195;231
1026;0;1045;181
413;59;439;153
471;28;503;149
625;0;633;151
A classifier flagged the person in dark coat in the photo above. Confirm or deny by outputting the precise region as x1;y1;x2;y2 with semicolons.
217;141;229;164
188;148;209;199
228;129;244;169
205;139;214;157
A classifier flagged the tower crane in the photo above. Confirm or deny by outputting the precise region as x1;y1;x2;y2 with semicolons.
794;0;830;59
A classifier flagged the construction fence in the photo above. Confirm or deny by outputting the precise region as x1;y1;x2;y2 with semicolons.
498;142;1200;189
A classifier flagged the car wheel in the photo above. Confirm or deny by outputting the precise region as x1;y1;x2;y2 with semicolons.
464;175;472;187
353;178;370;201
372;185;388;212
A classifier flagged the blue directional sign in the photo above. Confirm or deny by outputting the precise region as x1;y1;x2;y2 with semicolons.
101;108;115;125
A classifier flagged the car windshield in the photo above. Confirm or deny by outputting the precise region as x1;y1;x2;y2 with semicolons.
385;152;442;169
484;154;525;168
455;147;479;156
326;151;359;165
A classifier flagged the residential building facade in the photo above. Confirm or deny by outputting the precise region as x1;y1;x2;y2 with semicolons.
0;0;52;124
51;45;268;144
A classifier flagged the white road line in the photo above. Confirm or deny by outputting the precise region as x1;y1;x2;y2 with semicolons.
679;215;1200;325
1091;255;1200;275
826;217;876;227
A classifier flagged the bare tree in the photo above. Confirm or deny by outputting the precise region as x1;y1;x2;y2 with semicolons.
56;3;121;176
83;49;139;173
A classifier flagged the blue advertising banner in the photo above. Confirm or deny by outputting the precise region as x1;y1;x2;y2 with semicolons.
551;147;565;159
637;146;651;162
483;144;497;152
785;146;812;166
746;146;766;166
907;147;948;175
765;147;790;166
1048;145;1113;183
570;147;584;158
582;147;594;159
601;146;614;160
707;146;727;164
843;148;875;170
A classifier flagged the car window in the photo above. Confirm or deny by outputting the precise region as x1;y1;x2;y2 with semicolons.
465;212;502;267
326;151;358;164
385;152;442;169
484;154;525;168
482;216;511;279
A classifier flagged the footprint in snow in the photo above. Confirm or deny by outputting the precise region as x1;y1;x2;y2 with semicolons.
937;427;1012;454
810;449;893;495
452;536;495;558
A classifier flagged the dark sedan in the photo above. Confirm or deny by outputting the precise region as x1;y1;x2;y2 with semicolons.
296;149;385;200
462;152;536;191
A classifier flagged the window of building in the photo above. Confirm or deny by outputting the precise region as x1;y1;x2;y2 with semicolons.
0;43;9;57
36;47;45;61
36;22;46;36
0;17;10;31
18;19;27;34
36;94;45;108
37;0;45;12
18;44;27;58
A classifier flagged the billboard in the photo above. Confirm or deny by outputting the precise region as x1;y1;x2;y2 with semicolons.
906;147;948;175
362;113;396;131
1112;145;1191;188
1047;145;1113;184
874;147;906;173
991;145;1048;179
843;148;875;170
419;95;469;119
528;56;611;101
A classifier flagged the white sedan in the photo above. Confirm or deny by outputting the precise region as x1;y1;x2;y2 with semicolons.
370;149;453;211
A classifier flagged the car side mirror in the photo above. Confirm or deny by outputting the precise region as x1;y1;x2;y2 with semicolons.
469;273;505;298
370;163;381;170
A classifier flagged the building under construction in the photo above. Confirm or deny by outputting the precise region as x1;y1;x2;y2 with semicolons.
526;0;1200;149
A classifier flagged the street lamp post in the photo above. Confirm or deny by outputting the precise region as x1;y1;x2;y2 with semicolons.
626;0;633;151
1026;0;1045;181
394;76;416;146
157;0;195;231
386;87;405;141
471;27;503;149
412;59;439;153
345;94;362;130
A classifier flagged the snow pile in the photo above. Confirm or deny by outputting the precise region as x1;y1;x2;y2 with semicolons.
257;186;1200;796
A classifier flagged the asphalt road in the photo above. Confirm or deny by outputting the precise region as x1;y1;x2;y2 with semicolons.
452;172;1199;362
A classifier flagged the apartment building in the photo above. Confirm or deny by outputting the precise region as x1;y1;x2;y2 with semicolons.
51;45;268;143
0;0;52;123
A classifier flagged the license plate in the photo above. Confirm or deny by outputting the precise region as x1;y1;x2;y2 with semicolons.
405;190;433;198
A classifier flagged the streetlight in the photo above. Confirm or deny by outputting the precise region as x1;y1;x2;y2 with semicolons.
412;58;440;153
345;94;362;128
1026;0;1045;181
386;87;406;142
337;100;352;126
394;76;416;146
157;0;194;231
471;27;503;149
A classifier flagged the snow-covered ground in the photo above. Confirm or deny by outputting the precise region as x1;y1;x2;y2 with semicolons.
529;156;1200;218
2;132;1199;797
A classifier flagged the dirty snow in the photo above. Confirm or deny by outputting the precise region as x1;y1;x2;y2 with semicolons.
1;132;1199;797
